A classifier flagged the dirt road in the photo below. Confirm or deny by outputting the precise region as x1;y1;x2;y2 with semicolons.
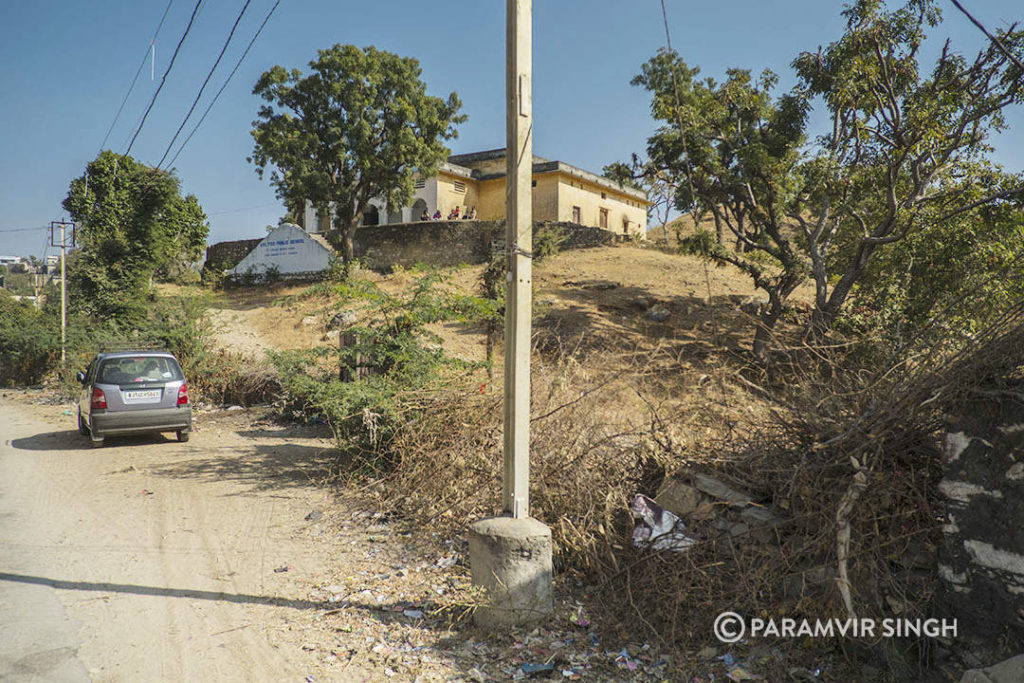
0;396;379;682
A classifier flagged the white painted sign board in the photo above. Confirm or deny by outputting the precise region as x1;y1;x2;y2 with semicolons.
229;223;331;277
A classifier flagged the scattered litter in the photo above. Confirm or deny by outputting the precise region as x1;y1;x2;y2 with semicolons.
226;405;244;411
727;664;758;681
140;489;154;496
274;565;289;573
63;409;72;415
402;609;424;619
562;668;582;679
435;555;457;569
521;662;555;677
631;494;697;552
301;642;316;651
305;510;324;522
615;648;639;671
570;607;590;628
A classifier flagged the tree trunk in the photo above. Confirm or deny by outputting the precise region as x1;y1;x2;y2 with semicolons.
806;240;878;341
752;275;803;360
713;212;724;246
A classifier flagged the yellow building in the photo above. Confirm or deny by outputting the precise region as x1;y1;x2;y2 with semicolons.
304;148;651;238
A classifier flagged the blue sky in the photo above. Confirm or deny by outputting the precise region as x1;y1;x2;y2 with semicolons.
1;0;1022;258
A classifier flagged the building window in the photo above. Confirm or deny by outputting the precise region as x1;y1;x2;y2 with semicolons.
623;217;630;234
532;180;537;187
599;208;609;229
572;206;581;224
454;180;466;193
414;179;426;189
601;192;607;199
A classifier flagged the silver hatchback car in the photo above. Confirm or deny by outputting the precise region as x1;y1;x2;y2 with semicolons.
77;350;192;447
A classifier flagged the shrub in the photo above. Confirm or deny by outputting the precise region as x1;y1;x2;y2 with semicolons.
0;292;58;385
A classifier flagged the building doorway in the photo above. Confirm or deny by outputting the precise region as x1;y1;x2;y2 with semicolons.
412;198;428;221
362;205;380;226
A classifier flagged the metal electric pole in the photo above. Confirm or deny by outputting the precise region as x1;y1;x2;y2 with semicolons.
50;221;75;365
503;0;533;519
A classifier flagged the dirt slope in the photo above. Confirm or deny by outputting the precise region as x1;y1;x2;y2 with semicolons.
203;244;812;363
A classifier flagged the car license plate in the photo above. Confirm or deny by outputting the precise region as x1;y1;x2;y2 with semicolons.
124;389;161;403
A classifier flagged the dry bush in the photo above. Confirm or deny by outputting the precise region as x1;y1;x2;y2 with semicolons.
376;348;689;564
603;303;1024;670
189;349;280;406
368;297;1024;676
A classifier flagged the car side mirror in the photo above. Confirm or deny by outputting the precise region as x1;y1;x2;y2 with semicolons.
76;371;86;384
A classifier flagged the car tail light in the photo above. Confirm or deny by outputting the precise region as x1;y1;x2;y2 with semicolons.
177;383;189;406
90;387;107;410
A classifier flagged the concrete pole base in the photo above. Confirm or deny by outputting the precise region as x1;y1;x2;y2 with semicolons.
468;515;553;628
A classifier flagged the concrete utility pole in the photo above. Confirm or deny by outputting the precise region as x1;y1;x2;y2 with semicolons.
467;0;553;629
50;221;75;365
502;0;533;519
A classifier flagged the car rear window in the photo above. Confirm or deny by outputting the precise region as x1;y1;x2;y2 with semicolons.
97;357;184;385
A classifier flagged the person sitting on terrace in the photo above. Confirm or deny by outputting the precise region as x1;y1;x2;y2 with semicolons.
432;210;442;220
466;206;477;220
447;207;461;220
420;209;430;221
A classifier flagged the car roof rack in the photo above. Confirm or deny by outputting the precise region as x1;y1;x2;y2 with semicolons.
98;342;169;353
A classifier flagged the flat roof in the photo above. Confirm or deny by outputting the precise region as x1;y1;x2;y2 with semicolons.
473;160;650;203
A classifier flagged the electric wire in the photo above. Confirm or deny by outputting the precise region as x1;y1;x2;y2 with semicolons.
156;0;253;168
0;226;50;234
949;0;1024;72
124;0;205;158
166;0;281;169
97;0;176;154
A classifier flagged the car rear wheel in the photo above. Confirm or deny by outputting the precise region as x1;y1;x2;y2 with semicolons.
176;430;190;443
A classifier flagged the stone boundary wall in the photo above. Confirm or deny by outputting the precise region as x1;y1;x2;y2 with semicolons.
352;220;615;271
937;383;1024;658
204;220;620;279
204;238;262;272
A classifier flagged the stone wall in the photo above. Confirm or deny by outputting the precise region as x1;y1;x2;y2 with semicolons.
353;220;498;270
204;238;262;272
204;220;621;279
937;383;1024;657
352;220;615;271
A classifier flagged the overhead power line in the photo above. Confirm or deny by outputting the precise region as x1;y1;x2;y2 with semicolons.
98;0;176;154
0;225;49;234
157;0;254;168
124;0;205;158
949;0;1024;73
166;0;282;169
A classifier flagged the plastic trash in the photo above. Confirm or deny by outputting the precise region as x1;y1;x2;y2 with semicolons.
521;662;555;677
631;494;697;552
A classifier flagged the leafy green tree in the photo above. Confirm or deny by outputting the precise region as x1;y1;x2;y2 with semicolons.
634;0;1024;356
634;55;809;355
850;167;1024;348
62;151;208;320
790;0;1024;337
249;44;466;269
